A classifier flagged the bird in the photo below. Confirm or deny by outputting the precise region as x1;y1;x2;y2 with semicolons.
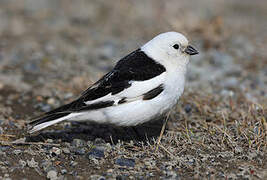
28;31;198;134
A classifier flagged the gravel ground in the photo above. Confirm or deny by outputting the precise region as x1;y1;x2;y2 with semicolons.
0;0;266;179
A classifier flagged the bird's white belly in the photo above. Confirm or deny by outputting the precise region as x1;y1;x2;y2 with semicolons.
72;93;176;126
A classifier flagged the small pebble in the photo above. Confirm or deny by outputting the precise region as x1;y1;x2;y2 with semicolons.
47;139;54;143
34;102;51;112
50;147;61;156
235;146;243;154
70;161;78;167
71;139;86;147
90;175;106;180
19;160;27;168
47;98;56;105
47;170;57;180
13;149;22;155
116;175;128;180
27;158;38;168
184;104;192;113
72;147;86;155
62;147;70;154
94;138;105;144
40;160;53;172
87;140;93;147
248;151;258;160
115;158;135;167
88;148;104;159
61;169;67;174
188;158;195;165
164;170;179;179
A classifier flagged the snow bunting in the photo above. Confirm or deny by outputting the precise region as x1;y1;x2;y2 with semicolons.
28;32;198;133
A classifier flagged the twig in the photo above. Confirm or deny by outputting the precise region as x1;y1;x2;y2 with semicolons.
184;121;192;144
212;123;235;148
221;111;227;143
109;135;114;146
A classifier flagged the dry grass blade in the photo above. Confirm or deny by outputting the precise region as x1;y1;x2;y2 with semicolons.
158;144;177;160
155;111;171;151
0;134;16;137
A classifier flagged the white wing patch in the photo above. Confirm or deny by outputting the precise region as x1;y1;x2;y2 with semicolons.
85;72;166;106
116;72;166;98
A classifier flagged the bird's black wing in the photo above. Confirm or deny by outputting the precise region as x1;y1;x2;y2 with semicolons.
42;49;166;115
80;48;166;101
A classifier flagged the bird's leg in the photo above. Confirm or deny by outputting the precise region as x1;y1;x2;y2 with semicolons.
155;111;171;151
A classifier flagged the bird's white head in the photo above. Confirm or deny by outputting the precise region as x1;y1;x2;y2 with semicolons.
141;32;198;72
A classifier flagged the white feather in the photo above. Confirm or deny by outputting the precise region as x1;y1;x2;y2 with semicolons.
116;72;166;98
29;113;79;133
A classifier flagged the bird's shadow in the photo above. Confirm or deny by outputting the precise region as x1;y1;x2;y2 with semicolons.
26;117;166;144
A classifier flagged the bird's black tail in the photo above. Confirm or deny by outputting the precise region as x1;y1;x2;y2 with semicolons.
28;100;82;133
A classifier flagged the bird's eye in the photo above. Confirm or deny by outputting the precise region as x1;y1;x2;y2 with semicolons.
173;44;179;50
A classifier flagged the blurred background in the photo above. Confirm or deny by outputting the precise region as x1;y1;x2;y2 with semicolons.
0;0;266;103
0;0;266;179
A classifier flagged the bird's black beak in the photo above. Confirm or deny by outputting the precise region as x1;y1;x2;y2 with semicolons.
185;45;199;55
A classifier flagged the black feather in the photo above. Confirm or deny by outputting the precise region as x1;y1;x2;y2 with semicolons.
81;49;166;102
143;84;164;100
118;98;127;104
29;101;115;127
77;101;114;111
29;112;71;126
